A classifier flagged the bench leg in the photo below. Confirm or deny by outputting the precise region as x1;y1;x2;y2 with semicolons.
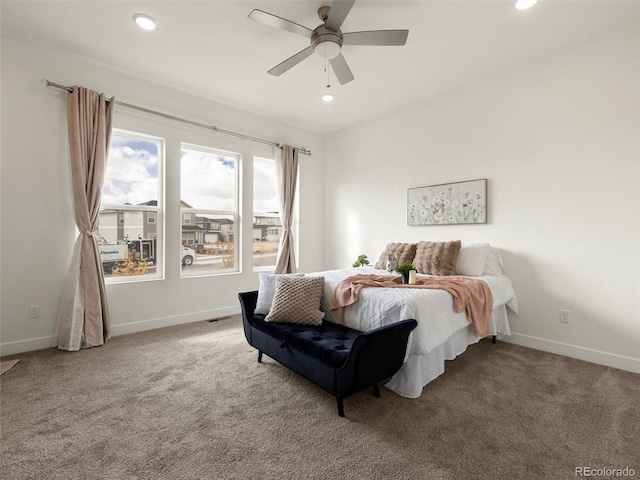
373;384;380;398
258;351;263;363
492;335;497;344
336;397;345;417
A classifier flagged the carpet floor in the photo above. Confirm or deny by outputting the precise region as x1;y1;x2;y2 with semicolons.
1;316;638;480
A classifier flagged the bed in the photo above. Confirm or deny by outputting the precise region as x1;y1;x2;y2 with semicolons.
306;242;519;399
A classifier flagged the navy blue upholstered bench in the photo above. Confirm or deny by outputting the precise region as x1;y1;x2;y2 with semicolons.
238;291;417;417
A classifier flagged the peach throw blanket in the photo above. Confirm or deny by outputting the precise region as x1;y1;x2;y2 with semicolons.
330;274;493;337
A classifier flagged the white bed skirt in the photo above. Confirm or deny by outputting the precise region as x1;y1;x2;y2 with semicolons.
385;305;511;398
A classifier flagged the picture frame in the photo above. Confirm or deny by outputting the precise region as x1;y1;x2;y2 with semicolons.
407;178;487;226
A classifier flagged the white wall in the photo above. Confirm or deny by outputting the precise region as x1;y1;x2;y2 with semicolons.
0;37;326;355
324;26;640;373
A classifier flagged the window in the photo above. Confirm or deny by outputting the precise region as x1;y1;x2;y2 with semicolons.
98;130;164;281
180;144;239;276
252;157;281;270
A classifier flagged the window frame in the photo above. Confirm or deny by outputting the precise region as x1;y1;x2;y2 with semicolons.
99;128;165;283
252;156;299;273
180;142;240;277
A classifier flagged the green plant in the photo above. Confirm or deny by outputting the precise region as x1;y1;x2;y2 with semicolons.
395;261;415;274
352;254;370;267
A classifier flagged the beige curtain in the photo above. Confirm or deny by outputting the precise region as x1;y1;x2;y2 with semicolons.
274;145;298;274
54;86;114;351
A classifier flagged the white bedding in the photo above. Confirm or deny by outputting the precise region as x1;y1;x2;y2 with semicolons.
308;266;519;398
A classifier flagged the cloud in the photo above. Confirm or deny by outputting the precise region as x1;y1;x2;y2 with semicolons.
103;138;279;217
103;138;159;205
180;148;237;211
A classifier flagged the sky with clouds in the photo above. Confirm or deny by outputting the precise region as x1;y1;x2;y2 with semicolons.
103;136;159;206
102;135;278;214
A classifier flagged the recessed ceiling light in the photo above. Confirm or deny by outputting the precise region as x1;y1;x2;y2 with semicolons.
515;0;538;10
133;13;157;31
322;92;334;102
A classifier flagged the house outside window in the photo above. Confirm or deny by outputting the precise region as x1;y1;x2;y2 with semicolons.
180;143;239;276
98;129;164;281
253;156;289;270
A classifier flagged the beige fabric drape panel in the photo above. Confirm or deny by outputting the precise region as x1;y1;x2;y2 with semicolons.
54;86;114;351
274;145;298;274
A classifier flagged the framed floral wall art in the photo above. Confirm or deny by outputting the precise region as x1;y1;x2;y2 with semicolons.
407;179;487;226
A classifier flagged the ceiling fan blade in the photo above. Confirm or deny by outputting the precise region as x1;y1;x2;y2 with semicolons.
343;30;409;46
248;9;314;38
325;0;356;31
329;53;355;85
268;46;314;76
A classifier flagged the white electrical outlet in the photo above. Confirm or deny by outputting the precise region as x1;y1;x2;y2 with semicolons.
560;309;570;323
29;305;40;319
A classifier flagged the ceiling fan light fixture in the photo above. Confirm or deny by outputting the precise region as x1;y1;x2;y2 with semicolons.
312;32;342;60
133;13;157;30
314;41;341;59
515;0;538;10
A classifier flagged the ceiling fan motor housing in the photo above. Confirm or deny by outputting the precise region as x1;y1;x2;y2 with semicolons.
312;26;343;59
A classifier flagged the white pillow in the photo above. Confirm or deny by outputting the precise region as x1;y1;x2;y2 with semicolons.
456;243;490;277
483;247;504;276
255;273;304;315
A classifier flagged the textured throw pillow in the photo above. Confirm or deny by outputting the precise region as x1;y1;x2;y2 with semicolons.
374;243;417;269
255;273;304;315
264;276;325;325
456;243;490;276
414;240;462;276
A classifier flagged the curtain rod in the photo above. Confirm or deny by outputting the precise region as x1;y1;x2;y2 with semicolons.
44;80;312;156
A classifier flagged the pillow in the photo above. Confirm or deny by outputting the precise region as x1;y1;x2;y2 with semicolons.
413;240;461;276
374;243;417;269
264;276;325;325
255;273;304;315
456;243;490;276
483;247;504;276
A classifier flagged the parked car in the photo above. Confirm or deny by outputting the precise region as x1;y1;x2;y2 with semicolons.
182;246;195;266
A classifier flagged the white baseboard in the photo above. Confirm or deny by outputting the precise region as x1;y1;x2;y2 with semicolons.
0;336;56;357
0;306;241;357
502;332;640;374
109;305;240;337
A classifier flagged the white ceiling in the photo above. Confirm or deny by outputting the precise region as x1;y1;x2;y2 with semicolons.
2;0;638;134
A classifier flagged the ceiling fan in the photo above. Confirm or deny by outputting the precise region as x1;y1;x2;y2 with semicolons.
248;0;409;85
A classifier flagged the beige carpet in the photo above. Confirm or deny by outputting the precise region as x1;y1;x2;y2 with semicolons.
1;316;638;479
